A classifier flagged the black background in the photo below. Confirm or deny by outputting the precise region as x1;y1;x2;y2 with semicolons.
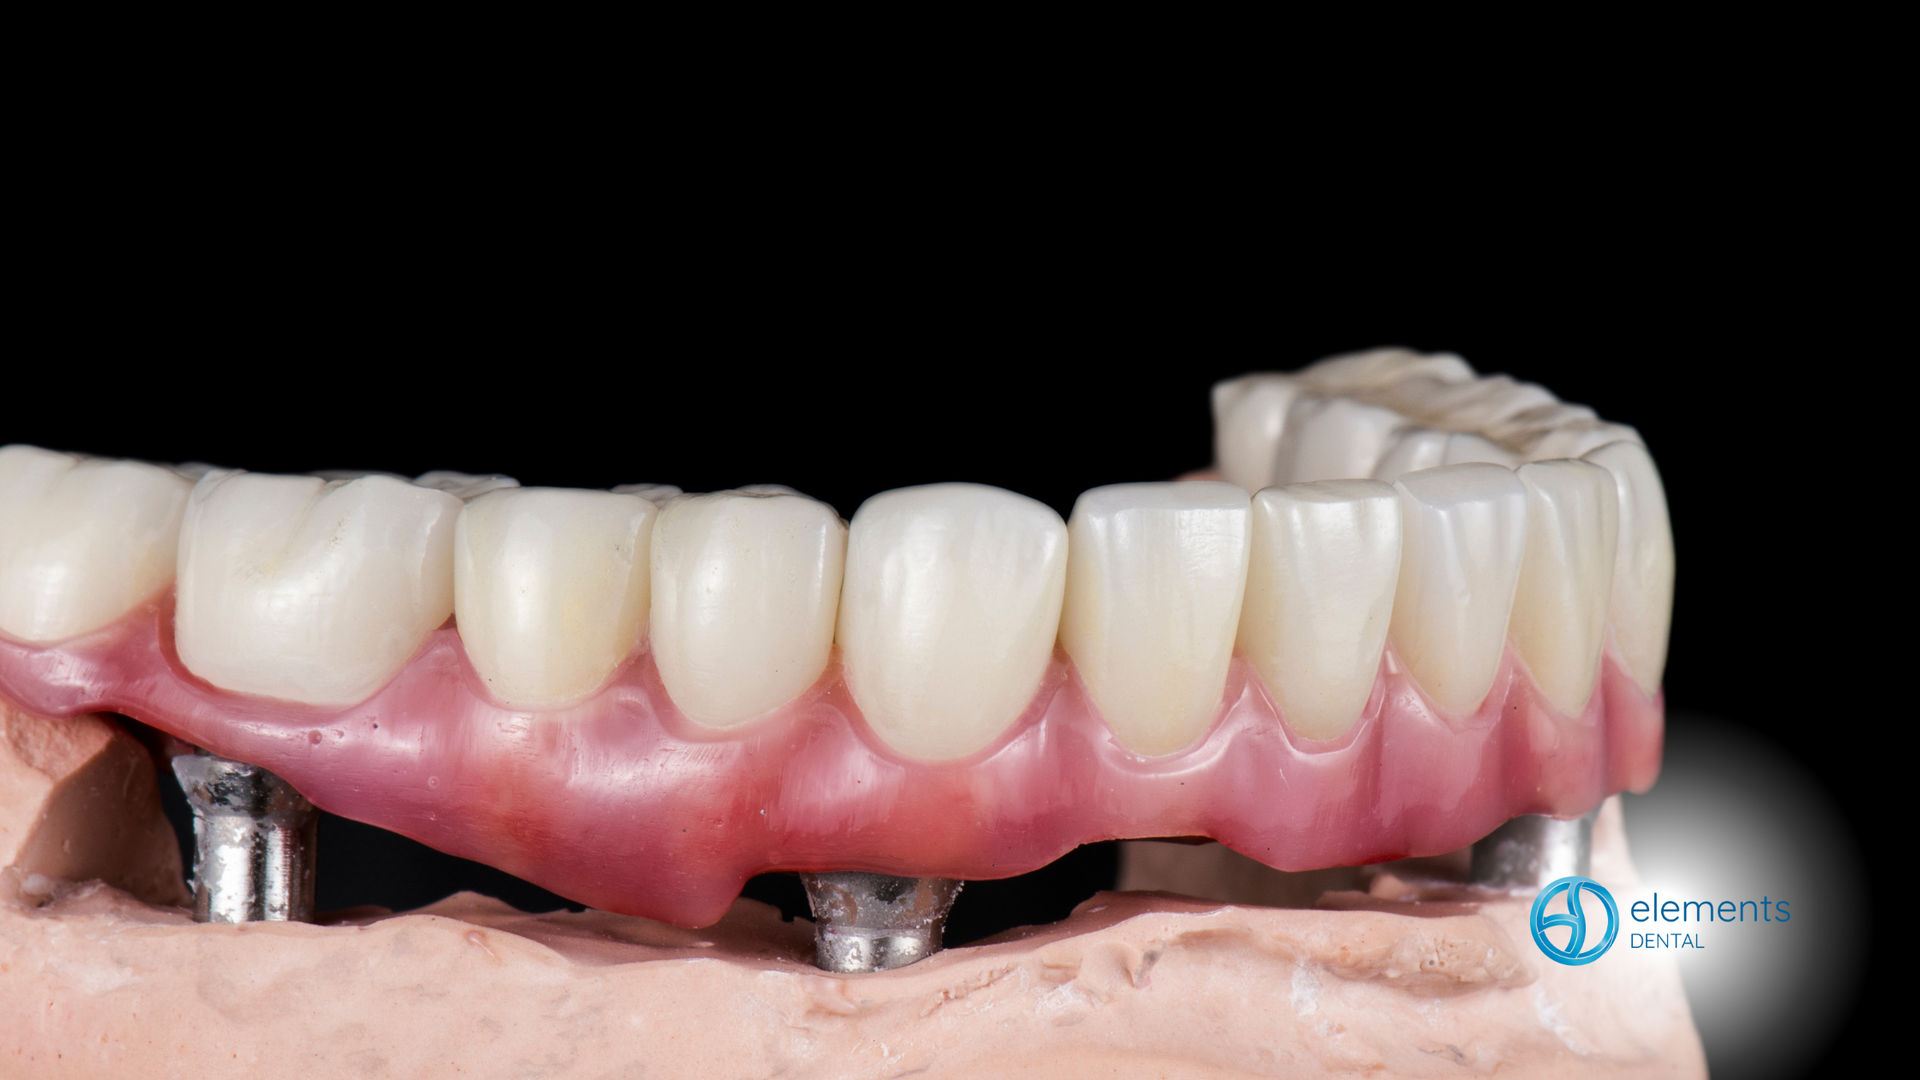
10;203;1892;1074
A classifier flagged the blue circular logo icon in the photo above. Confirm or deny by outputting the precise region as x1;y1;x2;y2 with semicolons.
1529;876;1618;966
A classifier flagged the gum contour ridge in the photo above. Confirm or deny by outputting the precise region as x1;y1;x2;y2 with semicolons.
0;348;1672;926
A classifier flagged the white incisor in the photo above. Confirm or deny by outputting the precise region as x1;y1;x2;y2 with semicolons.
176;472;462;706
1059;482;1251;756
454;487;657;707
1237;480;1402;740
837;483;1068;761
1583;441;1675;694
0;445;192;642
650;490;846;727
1509;460;1619;715
1388;463;1530;714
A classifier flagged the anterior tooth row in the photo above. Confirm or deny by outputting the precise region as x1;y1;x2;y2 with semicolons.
1;352;1670;764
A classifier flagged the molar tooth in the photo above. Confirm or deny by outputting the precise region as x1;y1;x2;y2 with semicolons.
1373;374;1558;431
650;490;846;727
1211;374;1302;493
0;446;192;642
1388;463;1529;713
454;488;657;707
1059;482;1251;756
1582;441;1674;693
1509;460;1619;715
1271;395;1409;484
177;472;462;705
837;483;1067;761
1238;480;1401;740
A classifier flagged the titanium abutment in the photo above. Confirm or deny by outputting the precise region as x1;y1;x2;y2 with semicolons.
800;872;963;972
171;751;318;923
1470;809;1596;890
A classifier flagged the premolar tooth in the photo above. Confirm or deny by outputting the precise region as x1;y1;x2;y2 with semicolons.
1271;395;1408;484
650;490;846;727
1388;463;1529;713
0;446;192;642
1059;482;1250;756
1301;348;1476;392
1582;441;1674;693
1211;374;1302;492
1509;460;1619;715
454;488;657;707
612;482;684;505
1238;480;1401;740
177;472;462;705
837;483;1067;761
1371;430;1518;484
414;471;520;501
1519;420;1643;462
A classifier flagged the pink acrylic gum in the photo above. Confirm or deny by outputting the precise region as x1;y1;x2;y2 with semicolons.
0;590;1662;928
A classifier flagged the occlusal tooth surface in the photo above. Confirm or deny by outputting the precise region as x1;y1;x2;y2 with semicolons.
1300;347;1476;392
1372;430;1519;484
650;490;846;727
1582;441;1674;694
836;483;1067;761
0;445;192;642
1271;395;1408;485
1238;479;1401;740
454;488;658;707
1388;463;1529;714
1059;482;1250;756
1509;460;1619;715
414;471;520;501
176;472;463;705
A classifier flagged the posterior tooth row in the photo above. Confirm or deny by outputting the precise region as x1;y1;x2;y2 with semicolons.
0;351;1671;763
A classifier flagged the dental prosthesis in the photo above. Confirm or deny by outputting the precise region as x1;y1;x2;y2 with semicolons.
0;348;1693;1076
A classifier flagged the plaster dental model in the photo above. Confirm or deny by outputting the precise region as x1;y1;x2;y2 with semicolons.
0;348;1697;1077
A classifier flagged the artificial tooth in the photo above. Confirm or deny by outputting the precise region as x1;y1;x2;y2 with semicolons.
1508;460;1619;715
414;471;520;501
837;483;1068;761
0;446;193;643
1211;374;1302;493
1388;463;1529;714
1481;402;1599;446
1237;480;1401;740
1299;347;1476;392
1371;430;1516;484
1058;482;1251;756
1517;420;1644;462
612;482;684;505
1372;374;1557;431
650;490;846;727
1582;441;1674;694
176;472;463;706
454;488;657;707
1271;395;1409;484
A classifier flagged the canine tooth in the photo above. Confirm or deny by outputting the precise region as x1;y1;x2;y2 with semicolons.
0;446;193;642
454;488;657;707
1271;396;1408;484
1509;460;1619;714
612;483;684;505
650;490;846;727
1059;482;1250;756
1300;347;1476;391
177;472;462;705
1238;480;1401;740
414;471;520;501
1388;463;1529;713
1582;441;1674;693
1211;374;1302;493
837;483;1067;761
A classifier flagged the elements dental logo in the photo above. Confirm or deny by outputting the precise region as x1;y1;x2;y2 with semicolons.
1529;876;1619;966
